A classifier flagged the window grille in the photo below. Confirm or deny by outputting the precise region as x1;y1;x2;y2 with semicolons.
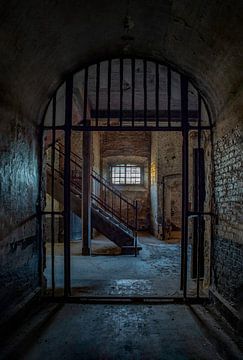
111;164;142;185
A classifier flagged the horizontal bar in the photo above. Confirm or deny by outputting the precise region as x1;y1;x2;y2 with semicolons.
69;126;212;132
41;211;64;215
43;295;209;305
43;125;212;131
188;211;214;218
90;109;199;119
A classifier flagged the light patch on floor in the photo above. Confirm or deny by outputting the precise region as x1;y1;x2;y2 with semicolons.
44;232;204;297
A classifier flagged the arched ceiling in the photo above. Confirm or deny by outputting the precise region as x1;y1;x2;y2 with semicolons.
0;0;242;124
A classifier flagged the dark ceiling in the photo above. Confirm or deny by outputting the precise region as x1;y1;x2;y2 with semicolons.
0;0;242;124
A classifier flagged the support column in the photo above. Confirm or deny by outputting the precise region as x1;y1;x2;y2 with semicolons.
82;130;92;255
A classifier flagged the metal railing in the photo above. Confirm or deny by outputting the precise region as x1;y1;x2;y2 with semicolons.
46;142;138;233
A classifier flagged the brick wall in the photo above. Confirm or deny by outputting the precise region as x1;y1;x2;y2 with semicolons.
101;132;151;230
213;126;243;305
213;238;243;304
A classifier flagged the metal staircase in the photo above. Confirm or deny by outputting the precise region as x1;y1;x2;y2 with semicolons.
46;142;141;255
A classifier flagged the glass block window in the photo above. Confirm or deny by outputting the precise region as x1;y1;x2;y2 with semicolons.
111;164;142;185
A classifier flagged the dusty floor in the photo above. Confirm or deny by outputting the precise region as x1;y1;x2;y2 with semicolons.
44;233;202;297
18;303;224;360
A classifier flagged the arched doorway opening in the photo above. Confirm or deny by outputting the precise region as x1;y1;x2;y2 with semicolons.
41;58;213;301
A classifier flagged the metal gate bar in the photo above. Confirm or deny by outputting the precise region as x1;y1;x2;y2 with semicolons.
143;59;147;127
63;76;73;296
44;295;209;305
51;95;56;295
167;67;171;127
83;67;88;127
107;59;112;126
181;75;189;298
44;125;212;132
196;94;202;298
131;58;135;127
95;63;100;127
155;62;159;127
119;58;123;126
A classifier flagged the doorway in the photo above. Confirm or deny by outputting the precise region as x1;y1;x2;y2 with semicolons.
41;58;213;301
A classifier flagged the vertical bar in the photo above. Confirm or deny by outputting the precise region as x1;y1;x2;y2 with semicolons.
37;126;44;290
82;130;92;256
135;200;138;257
162;176;165;241
112;191;114;215
107;59;112;127
196;94;202;298
167;67;171;127
105;183;107;204
180;75;189;298
119;194;122;219
143;60;147;127
131;58;135;127
83;67;88;127
155;63;159;127
95;63;100;127
51;95;56;295
209;119;214;286
126;202;129;225
192;149;198;279
120;58;123;126
64;76;73;297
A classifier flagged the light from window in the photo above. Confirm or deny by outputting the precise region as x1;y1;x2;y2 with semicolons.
111;164;142;185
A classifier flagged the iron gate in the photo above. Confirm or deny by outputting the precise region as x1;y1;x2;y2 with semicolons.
40;58;213;301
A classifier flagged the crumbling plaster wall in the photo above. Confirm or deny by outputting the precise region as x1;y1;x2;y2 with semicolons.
0;109;40;315
150;132;182;238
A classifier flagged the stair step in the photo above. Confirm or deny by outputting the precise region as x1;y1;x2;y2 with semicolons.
92;206;133;237
121;246;142;255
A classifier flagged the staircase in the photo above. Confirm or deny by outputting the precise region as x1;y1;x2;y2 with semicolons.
46;142;141;255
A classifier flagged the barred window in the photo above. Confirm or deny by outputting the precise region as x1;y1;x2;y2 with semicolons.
111;164;142;185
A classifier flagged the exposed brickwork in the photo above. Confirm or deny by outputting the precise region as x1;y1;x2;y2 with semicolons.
101;132;151;230
214;126;243;243
102;132;151;158
213;126;243;305
213;237;243;305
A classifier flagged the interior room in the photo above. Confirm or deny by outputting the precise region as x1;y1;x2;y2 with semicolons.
0;2;242;359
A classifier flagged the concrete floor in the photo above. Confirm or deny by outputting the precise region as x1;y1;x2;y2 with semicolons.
20;303;223;360
44;233;202;297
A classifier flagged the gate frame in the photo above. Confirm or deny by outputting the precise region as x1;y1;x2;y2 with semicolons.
39;57;214;302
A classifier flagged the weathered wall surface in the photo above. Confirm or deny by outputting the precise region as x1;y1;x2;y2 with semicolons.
150;133;158;234
150;132;182;238
0;109;39;313
212;112;243;307
101;131;151;230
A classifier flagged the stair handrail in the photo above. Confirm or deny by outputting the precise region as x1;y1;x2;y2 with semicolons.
54;142;136;208
47;161;138;231
46;162;82;195
47;142;138;231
